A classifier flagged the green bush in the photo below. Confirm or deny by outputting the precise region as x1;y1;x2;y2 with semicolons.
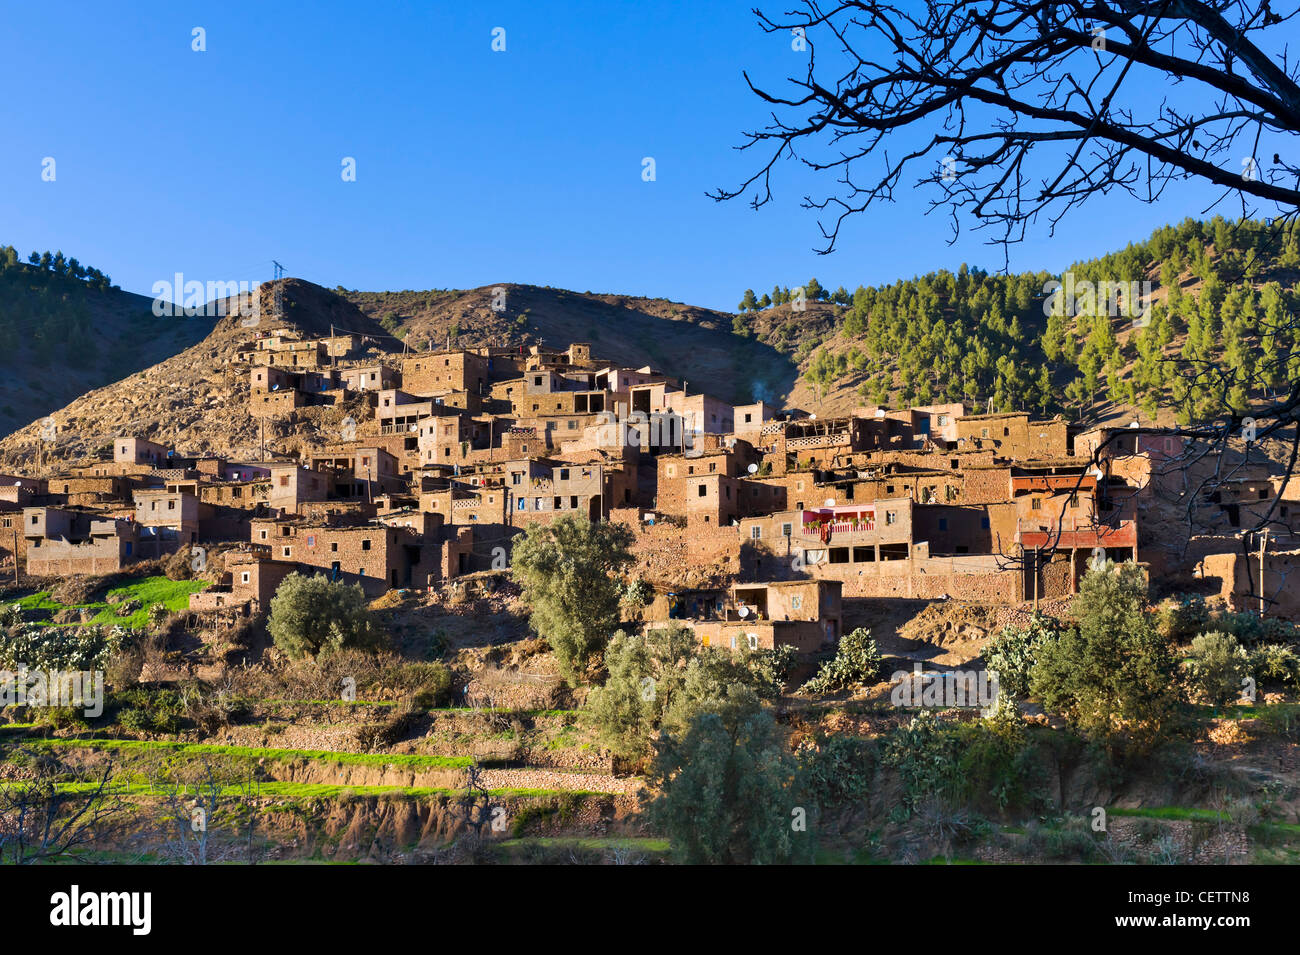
587;626;782;761
646;698;814;864
1251;644;1300;687
509;516;635;685
1030;562;1180;752
800;735;879;807
801;628;882;694
1183;632;1250;704
0;623;126;671
984;613;1054;699
267;574;383;660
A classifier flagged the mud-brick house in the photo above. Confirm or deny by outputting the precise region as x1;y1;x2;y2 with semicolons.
649;579;843;652
114;437;171;469
188;554;298;617
402;349;490;398
267;465;334;516
308;446;403;499
22;507;140;576
248;517;454;596
132;489;208;554
0;505;29;568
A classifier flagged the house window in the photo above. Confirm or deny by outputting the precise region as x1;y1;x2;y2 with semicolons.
259;530;268;540
937;414;949;426
240;572;250;584
981;428;990;438
781;522;792;537
885;511;897;525
667;466;675;478
559;469;569;481
791;595;802;610
331;542;338;552
361;539;371;551
306;535;316;547
282;546;291;557
279;476;289;486
570;495;578;508
751;526;762;539
167;500;175;510
1031;498;1042;510
697;485;707;497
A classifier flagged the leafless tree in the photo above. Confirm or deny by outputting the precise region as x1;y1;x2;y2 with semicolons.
0;747;127;864
716;1;1300;253
149;756;263;864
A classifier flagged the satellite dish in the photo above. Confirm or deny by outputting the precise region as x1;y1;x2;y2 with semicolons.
747;463;758;474
409;424;418;432
738;606;750;618
823;498;836;507
272;384;280;391
809;413;817;420
875;408;886;418
1128;420;1140;429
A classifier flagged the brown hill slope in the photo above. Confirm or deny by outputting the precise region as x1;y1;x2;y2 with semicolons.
0;278;216;438
0;279;394;471
343;284;799;407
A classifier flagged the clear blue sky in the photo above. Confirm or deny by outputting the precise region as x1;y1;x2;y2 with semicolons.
0;0;1257;311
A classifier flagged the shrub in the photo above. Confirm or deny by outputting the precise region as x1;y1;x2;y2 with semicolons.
588;626;780;761
509;516;635;685
1183;632;1251;704
0;623;127;671
1154;594;1211;641
800;735;879;807
1030;562;1180;752
0;604;23;629
646;698;814;864
621;578;653;608
267;573;383;660
801;628;881;694
984;613;1054;699
1251;644;1300;687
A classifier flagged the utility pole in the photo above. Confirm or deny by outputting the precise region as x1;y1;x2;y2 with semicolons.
12;527;19;585
1258;527;1268;615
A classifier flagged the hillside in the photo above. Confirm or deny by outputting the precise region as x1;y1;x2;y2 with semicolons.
0;279;393;470
0;250;216;437
740;217;1300;425
342;284;800;407
4;216;1295;470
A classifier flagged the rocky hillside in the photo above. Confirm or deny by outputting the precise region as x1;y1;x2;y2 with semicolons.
343;284;799;408
0;280;393;471
0;263;216;437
